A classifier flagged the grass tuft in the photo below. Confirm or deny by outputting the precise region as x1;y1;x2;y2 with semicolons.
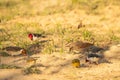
23;67;41;75
0;64;21;69
82;29;93;42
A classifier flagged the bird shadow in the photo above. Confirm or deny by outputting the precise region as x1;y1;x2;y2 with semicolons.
26;40;50;55
0;52;10;57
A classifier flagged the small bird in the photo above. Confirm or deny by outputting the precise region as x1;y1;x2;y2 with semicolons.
86;53;103;65
72;59;80;68
26;57;37;64
28;33;46;41
25;57;37;68
85;46;104;53
67;41;94;54
2;46;27;56
23;57;40;74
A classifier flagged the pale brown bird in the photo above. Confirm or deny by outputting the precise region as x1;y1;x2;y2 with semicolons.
26;57;37;63
2;46;27;56
67;41;94;54
25;57;37;68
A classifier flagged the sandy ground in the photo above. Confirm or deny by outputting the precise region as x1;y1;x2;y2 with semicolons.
0;0;120;80
0;44;120;80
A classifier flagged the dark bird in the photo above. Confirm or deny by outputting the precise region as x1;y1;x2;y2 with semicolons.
85;46;104;53
86;53;103;64
2;46;27;56
28;33;46;41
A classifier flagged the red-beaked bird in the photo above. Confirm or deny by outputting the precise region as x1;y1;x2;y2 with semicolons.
2;46;27;56
28;33;46;41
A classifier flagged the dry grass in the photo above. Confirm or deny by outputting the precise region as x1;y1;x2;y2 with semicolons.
0;0;120;80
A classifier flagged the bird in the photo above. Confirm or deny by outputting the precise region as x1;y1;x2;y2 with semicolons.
2;46;27;56
28;33;46;41
26;57;37;64
67;41;94;54
72;59;80;68
23;57;41;74
84;46;104;53
25;57;37;68
85;53;103;65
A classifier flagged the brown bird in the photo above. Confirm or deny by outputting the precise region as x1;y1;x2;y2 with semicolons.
2;46;27;56
67;41;94;54
26;57;37;63
24;57;38;68
28;33;46;41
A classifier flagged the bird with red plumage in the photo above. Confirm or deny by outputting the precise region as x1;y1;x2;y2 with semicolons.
28;33;46;41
